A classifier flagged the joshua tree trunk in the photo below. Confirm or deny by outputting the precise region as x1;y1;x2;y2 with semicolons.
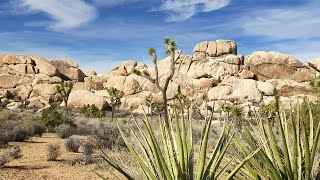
111;105;115;121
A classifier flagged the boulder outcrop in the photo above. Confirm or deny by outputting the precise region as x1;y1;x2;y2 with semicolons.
50;60;86;82
68;90;110;110
244;51;315;82
0;40;318;113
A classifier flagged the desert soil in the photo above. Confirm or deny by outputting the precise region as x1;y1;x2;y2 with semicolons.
0;133;116;180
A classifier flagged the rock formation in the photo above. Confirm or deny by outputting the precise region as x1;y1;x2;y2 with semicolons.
0;39;319;114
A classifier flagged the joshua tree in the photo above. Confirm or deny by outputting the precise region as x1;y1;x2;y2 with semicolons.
106;87;124;121
230;104;245;130
138;37;177;128
56;81;73;109
144;93;153;116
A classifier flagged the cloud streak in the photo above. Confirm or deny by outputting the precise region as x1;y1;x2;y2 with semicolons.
18;0;98;31
238;3;320;40
159;0;231;21
91;0;143;7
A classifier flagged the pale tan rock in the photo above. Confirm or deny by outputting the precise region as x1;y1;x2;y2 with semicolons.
257;81;276;96
120;97;145;111
178;55;192;74
27;97;48;109
239;70;255;79
0;74;32;88
245;51;315;82
83;70;97;76
50;60;85;82
31;56;59;76
6;102;22;110
192;52;206;61
84;75;107;90
123;75;142;95
3;55;34;64
50;59;79;68
216;40;237;56
31;84;58;101
49;76;62;84
15;85;31;100
103;75;126;91
73;82;91;91
193;41;208;53
68;90;109;110
187;55;240;79
208;78;262;103
208;85;233;101
308;59;320;72
0;54;5;67
266;79;316;96
8;64;36;74
207;41;217;57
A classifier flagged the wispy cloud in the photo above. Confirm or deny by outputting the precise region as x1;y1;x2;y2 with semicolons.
238;2;320;40
16;0;98;31
91;0;143;7
159;0;231;21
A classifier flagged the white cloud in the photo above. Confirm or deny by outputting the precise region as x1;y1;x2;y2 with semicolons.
238;4;320;40
18;0;98;31
91;0;143;7
159;0;231;21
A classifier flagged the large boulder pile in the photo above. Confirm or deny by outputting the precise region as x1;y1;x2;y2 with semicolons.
0;54;87;110
0;40;318;114
100;40;318;114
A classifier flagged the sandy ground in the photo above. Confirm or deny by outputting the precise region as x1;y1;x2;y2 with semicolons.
0;133;116;180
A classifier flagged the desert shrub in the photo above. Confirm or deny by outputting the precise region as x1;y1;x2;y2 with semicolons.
9;145;22;159
29;121;46;137
75;123;94;135
46;144;60;161
82;139;95;156
81;104;105;118
65;137;81;153
72;155;94;166
0;110;20;123
0;145;22;167
55;124;75;139
12;126;29;142
40;106;75;132
93;123;126;150
0;130;14;145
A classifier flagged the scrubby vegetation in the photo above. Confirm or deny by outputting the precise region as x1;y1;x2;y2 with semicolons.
81;104;105;118
65;137;81;153
46;144;60;161
40;106;75;132
55;124;75;139
0;145;22;167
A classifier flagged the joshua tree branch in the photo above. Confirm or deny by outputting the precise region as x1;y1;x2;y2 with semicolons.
152;54;164;92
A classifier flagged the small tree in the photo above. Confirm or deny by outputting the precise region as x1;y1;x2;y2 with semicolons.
144;93;153;116
106;87;124;120
135;37;177;129
56;81;73;108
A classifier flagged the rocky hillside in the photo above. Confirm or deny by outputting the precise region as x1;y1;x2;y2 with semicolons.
1;40;320;115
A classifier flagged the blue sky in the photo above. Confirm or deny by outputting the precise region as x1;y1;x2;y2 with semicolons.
0;0;319;73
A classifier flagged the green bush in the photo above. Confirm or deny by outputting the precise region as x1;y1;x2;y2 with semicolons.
81;104;105;118
40;106;75;132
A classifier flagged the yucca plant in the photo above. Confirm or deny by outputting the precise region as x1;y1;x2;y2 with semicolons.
232;104;320;180
99;104;260;179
